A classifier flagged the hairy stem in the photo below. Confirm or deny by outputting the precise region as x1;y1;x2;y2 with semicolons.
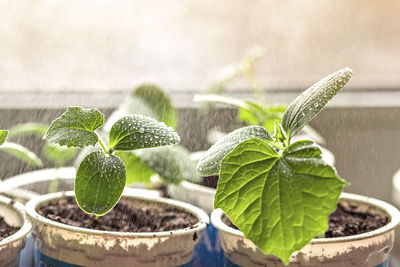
96;132;109;154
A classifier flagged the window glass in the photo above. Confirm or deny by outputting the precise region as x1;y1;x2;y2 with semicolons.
0;1;399;92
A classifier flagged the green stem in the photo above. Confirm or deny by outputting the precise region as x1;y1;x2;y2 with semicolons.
96;132;109;154
285;130;291;147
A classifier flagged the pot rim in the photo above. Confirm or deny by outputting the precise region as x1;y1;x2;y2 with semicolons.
211;192;400;244
178;180;216;195
0;195;32;246
392;169;400;191
26;191;209;238
0;167;75;194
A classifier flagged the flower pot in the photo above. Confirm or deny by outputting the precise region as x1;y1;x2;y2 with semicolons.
26;191;209;267
169;181;222;267
0;195;32;267
1;167;162;267
0;167;76;204
211;192;400;267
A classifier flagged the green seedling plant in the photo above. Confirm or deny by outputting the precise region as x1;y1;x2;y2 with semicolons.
197;68;353;264
92;84;200;186
0;129;43;169
195;46;325;143
44;106;180;215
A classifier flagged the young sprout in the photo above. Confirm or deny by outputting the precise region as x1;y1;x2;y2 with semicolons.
197;68;353;264
44;107;180;216
0;129;43;168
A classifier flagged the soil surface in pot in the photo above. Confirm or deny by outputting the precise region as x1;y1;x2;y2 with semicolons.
201;175;219;189
38;197;198;232
0;216;20;241
222;203;389;238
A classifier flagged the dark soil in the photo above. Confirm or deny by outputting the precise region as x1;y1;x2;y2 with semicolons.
38;197;199;232
0;216;20;241
325;203;389;237
222;203;390;238
201;175;219;189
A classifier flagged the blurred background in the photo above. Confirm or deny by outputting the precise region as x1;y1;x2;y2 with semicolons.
1;0;400;261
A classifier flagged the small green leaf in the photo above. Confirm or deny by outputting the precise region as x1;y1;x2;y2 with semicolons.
0;130;8;145
282;68;353;138
75;151;126;215
273;121;287;144
193;95;285;134
43;143;77;168
132;84;177;129
239;102;286;133
115;151;153;185
108;114;180;151
197;126;273;176
136;145;201;184
104;84;177;131
44;107;104;148
8;123;48;138
0;142;43;167
215;139;346;264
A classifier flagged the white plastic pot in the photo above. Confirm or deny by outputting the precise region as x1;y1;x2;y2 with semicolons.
1;167;162;267
211;192;400;267
169;180;215;214
0;167;76;204
0;195;32;267
169;180;222;266
392;169;400;208
26;191;209;267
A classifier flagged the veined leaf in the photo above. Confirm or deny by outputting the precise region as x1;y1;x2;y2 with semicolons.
197;126;273;176
0;130;8;145
108;114;180;151
8;123;48;138
44;107;104;148
282;68;353;138
0;142;43;167
136;145;201;184
75;151;126;215
115;151;153;185
215;139;346;264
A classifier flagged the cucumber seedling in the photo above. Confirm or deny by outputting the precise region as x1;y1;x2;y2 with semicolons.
44;107;180;215
197;68;353;264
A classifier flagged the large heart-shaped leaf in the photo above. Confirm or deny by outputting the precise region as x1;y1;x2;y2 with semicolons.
197;126;272;176
75;151;126;215
215;138;346;264
44;107;104;148
108;114;180;151
282;68;352;138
